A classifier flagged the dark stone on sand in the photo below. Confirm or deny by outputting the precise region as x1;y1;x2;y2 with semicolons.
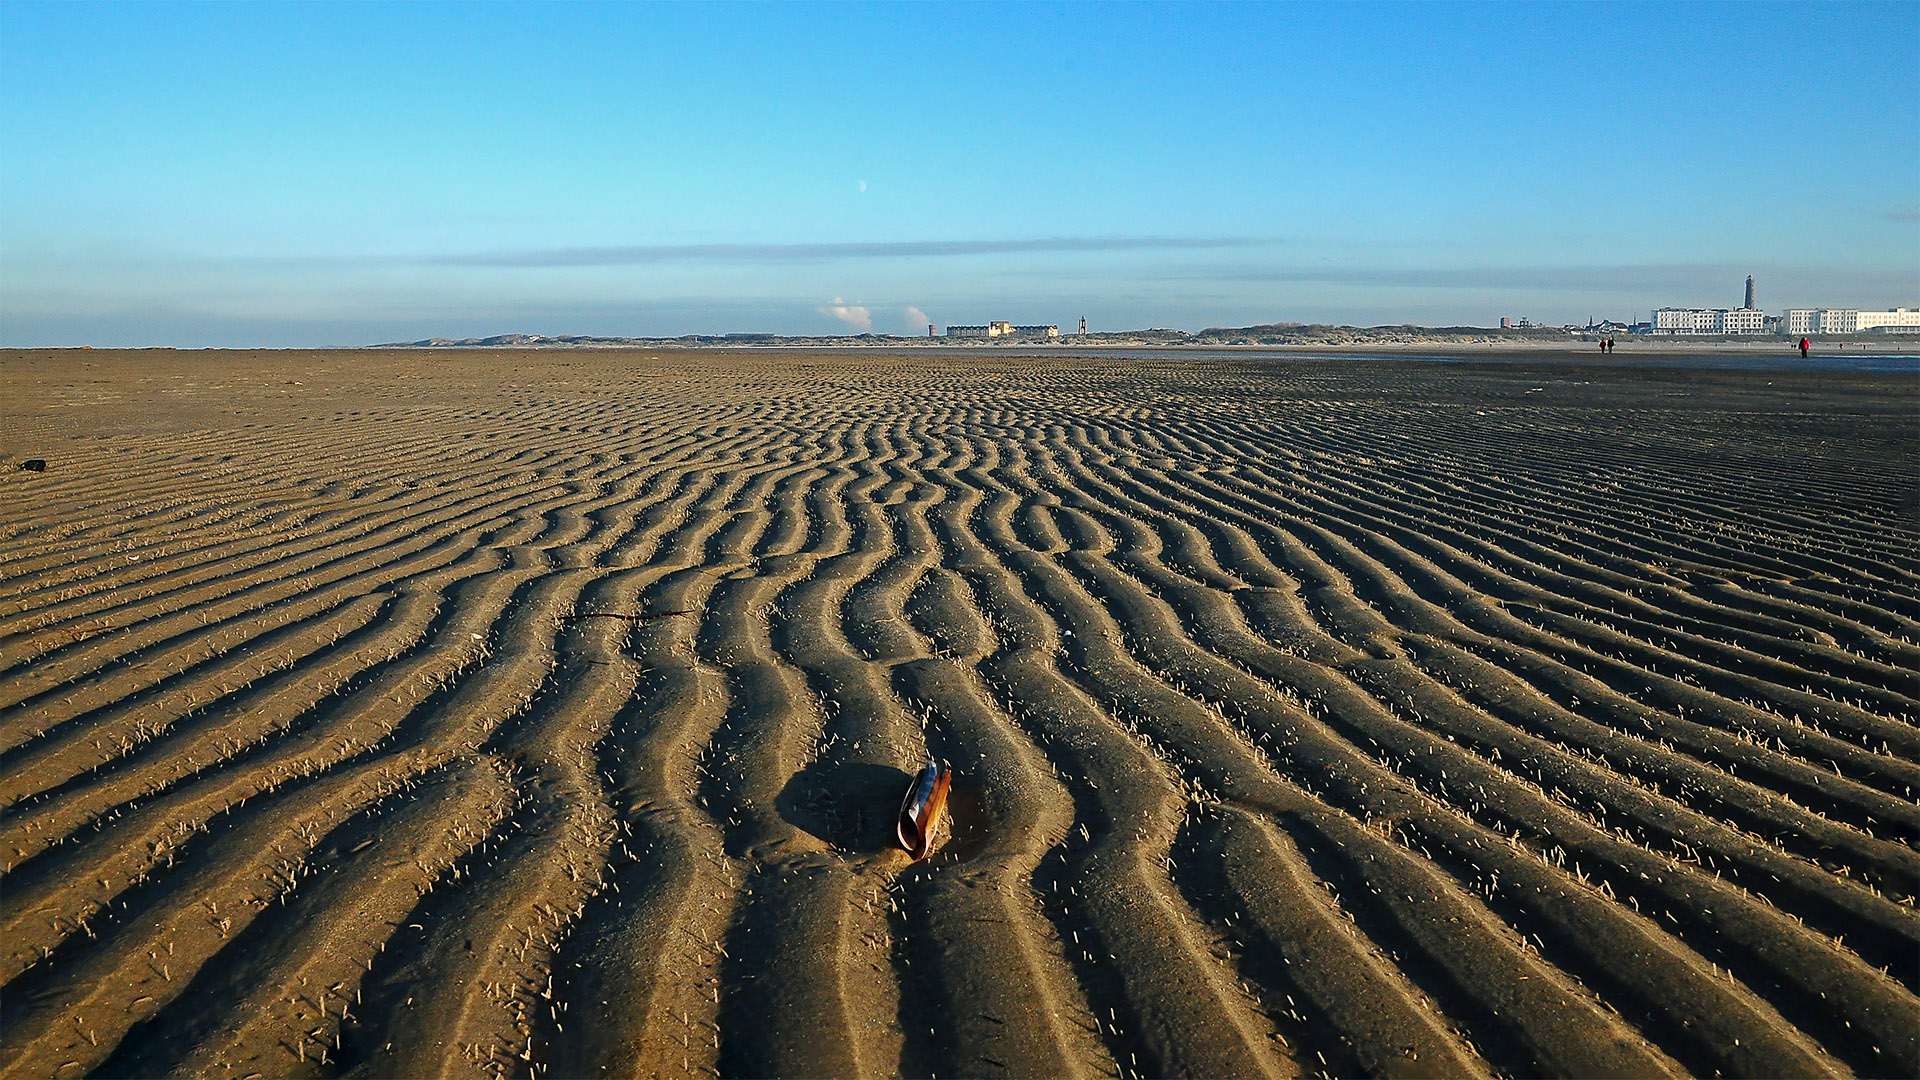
19;459;46;472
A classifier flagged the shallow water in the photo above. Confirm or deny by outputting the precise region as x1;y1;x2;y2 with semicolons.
1059;347;1920;373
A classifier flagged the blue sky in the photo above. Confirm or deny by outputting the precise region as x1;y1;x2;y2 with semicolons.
3;1;1915;345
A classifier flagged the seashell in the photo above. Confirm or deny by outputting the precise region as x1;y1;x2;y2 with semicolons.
897;760;952;860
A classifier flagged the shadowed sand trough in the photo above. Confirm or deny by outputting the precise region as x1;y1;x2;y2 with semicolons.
1;347;1915;1078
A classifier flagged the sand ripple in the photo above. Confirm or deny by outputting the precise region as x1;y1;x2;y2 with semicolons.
1;349;1915;1078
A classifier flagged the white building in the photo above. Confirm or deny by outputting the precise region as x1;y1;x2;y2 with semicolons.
1820;309;1860;334
1652;307;1766;334
1651;275;1776;334
1653;308;1715;333
1858;308;1920;332
1782;308;1920;334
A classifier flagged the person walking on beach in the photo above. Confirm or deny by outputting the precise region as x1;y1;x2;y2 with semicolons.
1800;336;1810;359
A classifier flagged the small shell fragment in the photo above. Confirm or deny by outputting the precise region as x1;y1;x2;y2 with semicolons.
898;760;952;860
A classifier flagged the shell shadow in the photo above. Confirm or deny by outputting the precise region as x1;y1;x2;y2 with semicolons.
776;760;915;854
925;776;992;866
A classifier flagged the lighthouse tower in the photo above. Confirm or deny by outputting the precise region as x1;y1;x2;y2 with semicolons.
1744;275;1756;310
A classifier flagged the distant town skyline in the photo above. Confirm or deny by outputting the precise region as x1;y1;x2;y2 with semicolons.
3;1;1915;347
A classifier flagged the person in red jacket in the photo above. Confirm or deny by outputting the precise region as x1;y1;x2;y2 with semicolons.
1800;337;1810;358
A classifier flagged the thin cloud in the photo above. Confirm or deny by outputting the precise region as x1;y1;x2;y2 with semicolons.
422;236;1266;268
817;298;872;331
1195;263;1897;295
1883;208;1920;223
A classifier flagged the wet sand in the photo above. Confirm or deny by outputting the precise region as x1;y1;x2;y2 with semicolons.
2;347;1915;1078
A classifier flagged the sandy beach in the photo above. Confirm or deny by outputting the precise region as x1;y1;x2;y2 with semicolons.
1;346;1914;1079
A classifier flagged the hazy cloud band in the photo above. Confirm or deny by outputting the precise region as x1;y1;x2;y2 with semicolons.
1199;263;1919;295
422;236;1267;267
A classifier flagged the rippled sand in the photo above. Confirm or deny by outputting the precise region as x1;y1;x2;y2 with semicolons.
2;347;1915;1079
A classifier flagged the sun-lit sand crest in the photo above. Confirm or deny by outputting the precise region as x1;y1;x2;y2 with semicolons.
0;347;1915;1078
